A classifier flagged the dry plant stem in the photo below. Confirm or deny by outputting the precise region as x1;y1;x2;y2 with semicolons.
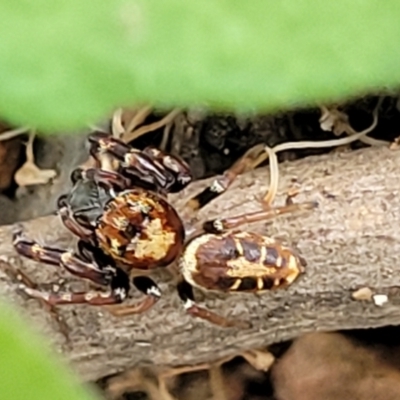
319;104;389;147
26;131;35;163
159;121;173;151
356;135;388;147
111;108;125;138
125;105;153;134
2;146;400;382
122;108;181;143
273;99;380;153
191;98;382;217
259;145;279;206
250;98;382;206
0;126;29;141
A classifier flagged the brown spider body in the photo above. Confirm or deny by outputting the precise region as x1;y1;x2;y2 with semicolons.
180;231;305;293
96;189;185;270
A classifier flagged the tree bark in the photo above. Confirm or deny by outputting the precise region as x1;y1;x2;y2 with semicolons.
1;146;400;382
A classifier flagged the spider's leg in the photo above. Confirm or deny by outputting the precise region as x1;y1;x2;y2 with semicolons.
88;132;174;193
20;268;130;307
12;231;113;286
142;146;193;192
103;276;161;316
71;167;131;191
177;279;251;329
184;155;252;213
184;144;269;214
202;201;318;234
56;197;95;241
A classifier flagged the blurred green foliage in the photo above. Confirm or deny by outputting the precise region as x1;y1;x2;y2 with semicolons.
0;1;399;130
0;301;100;400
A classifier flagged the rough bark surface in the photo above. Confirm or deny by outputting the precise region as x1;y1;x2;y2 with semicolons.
1;146;400;382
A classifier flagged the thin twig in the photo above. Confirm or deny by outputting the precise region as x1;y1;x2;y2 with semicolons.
160;120;174;151
274;97;382;154
111;108;125;138
125;105;153;134
259;145;279;207
249;97;383;206
122;109;181;143
0;126;29;141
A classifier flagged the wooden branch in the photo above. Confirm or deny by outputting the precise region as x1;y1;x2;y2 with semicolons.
1;146;400;382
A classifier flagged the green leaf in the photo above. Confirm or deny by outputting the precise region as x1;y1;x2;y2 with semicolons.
0;1;400;130
0;302;100;400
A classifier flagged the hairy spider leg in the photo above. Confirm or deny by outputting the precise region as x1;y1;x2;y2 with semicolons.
70;167;131;191
88;132;176;193
103;276;161;316
184;144;266;213
177;279;251;329
57;197;96;241
19;269;130;307
202;201;318;234
79;243;163;316
141;146;193;192
13;230;115;286
13;231;162;313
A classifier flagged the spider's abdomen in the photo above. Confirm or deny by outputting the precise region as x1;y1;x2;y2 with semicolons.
179;231;305;293
95;189;185;270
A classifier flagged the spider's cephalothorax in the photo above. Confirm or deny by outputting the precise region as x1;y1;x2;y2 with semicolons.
13;131;317;327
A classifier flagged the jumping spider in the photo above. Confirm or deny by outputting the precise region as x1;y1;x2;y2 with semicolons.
13;132;316;328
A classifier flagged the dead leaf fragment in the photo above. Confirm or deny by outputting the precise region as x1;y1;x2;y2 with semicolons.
14;131;57;187
15;163;57;186
319;106;350;135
